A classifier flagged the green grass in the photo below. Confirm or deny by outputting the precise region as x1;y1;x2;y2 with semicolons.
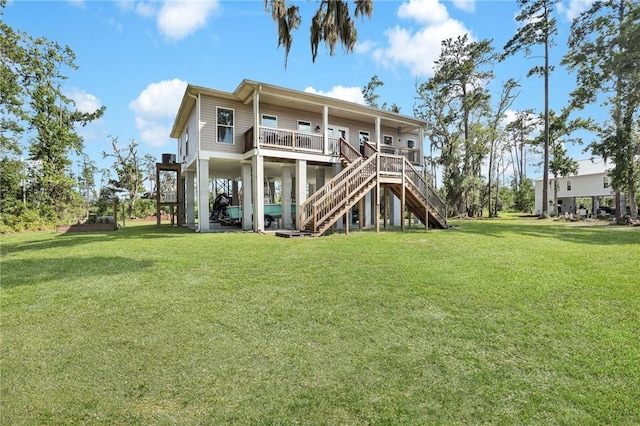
1;218;639;425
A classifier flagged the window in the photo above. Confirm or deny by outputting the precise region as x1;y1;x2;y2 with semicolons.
359;131;370;154
217;107;234;144
185;127;189;157
567;180;572;191
297;120;311;133
407;139;416;149
383;135;393;145
603;176;610;188
261;114;277;128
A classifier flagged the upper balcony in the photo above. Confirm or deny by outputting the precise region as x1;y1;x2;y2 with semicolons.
244;126;421;165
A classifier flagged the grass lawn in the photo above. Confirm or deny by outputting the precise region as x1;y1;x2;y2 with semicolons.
1;217;639;425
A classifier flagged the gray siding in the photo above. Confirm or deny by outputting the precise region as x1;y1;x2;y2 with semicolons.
200;95;252;154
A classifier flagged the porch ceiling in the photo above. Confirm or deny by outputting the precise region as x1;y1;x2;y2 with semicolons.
204;157;319;183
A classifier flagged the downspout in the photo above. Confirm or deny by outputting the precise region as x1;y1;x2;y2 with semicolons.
323;106;329;154
254;85;262;156
187;91;202;231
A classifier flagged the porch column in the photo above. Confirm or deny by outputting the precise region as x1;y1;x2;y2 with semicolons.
185;170;196;227
241;162;252;231
323;105;329;154
197;159;209;233
375;117;381;151
296;159;307;229
282;165;292;229
252;155;264;232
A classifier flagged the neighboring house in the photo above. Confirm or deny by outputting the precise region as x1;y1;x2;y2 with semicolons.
169;80;446;234
534;157;625;216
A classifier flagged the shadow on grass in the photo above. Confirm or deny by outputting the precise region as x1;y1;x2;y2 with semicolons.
447;219;640;246
0;255;155;289
0;224;194;257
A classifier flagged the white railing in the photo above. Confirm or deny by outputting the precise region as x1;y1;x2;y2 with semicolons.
259;126;324;152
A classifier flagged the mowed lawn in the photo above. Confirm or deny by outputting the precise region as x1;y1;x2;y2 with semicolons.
1;218;639;425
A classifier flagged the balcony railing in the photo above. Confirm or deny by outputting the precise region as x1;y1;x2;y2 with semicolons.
243;126;420;164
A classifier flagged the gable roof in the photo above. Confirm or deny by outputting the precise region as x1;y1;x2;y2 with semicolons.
170;79;426;138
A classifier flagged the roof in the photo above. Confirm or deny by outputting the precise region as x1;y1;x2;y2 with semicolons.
170;79;427;138
534;157;613;181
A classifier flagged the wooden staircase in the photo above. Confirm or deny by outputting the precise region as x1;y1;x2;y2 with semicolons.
299;139;447;236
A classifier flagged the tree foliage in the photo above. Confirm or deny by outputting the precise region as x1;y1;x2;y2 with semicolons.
103;137;144;219
562;0;640;217
362;75;400;113
265;0;373;66
415;35;498;216
0;2;105;226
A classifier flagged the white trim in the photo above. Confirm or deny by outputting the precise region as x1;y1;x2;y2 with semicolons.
216;106;235;144
261;113;277;127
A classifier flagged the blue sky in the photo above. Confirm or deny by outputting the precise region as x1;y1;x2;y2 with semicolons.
5;0;600;180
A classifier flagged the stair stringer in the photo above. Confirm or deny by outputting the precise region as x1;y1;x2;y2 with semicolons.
302;154;378;236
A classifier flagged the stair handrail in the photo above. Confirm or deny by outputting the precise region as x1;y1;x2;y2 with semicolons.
403;158;447;226
311;155;378;231
299;157;364;230
339;137;361;163
363;141;378;158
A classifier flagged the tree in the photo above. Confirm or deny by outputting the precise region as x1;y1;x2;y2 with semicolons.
562;0;640;218
503;0;559;217
265;0;373;66
78;153;97;219
362;75;401;113
103;137;144;219
415;35;495;215
505;109;538;192
0;2;105;223
486;79;519;217
513;177;535;212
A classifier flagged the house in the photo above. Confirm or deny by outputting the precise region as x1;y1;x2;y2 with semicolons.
169;80;447;234
534;157;627;216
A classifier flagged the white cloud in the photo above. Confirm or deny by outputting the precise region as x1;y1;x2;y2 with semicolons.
130;79;187;148
135;2;156;18
373;20;472;77
398;0;449;24
156;0;220;41
558;0;594;20
354;39;376;55
304;86;366;105
135;117;172;149
367;0;473;77
452;0;475;13
67;88;102;114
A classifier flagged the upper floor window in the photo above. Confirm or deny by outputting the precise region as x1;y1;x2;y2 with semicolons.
261;114;277;128
567;180;572;191
185;127;189;156
603;176;610;188
383;135;393;145
359;131;370;144
297;120;311;133
407;139;416;149
217;107;234;144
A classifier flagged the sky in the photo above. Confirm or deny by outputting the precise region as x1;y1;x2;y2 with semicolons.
4;0;602;182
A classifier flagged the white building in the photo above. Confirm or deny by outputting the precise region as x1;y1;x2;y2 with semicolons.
534;157;623;215
169;80;447;234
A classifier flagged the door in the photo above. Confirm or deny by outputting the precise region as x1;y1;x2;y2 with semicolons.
328;126;349;153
